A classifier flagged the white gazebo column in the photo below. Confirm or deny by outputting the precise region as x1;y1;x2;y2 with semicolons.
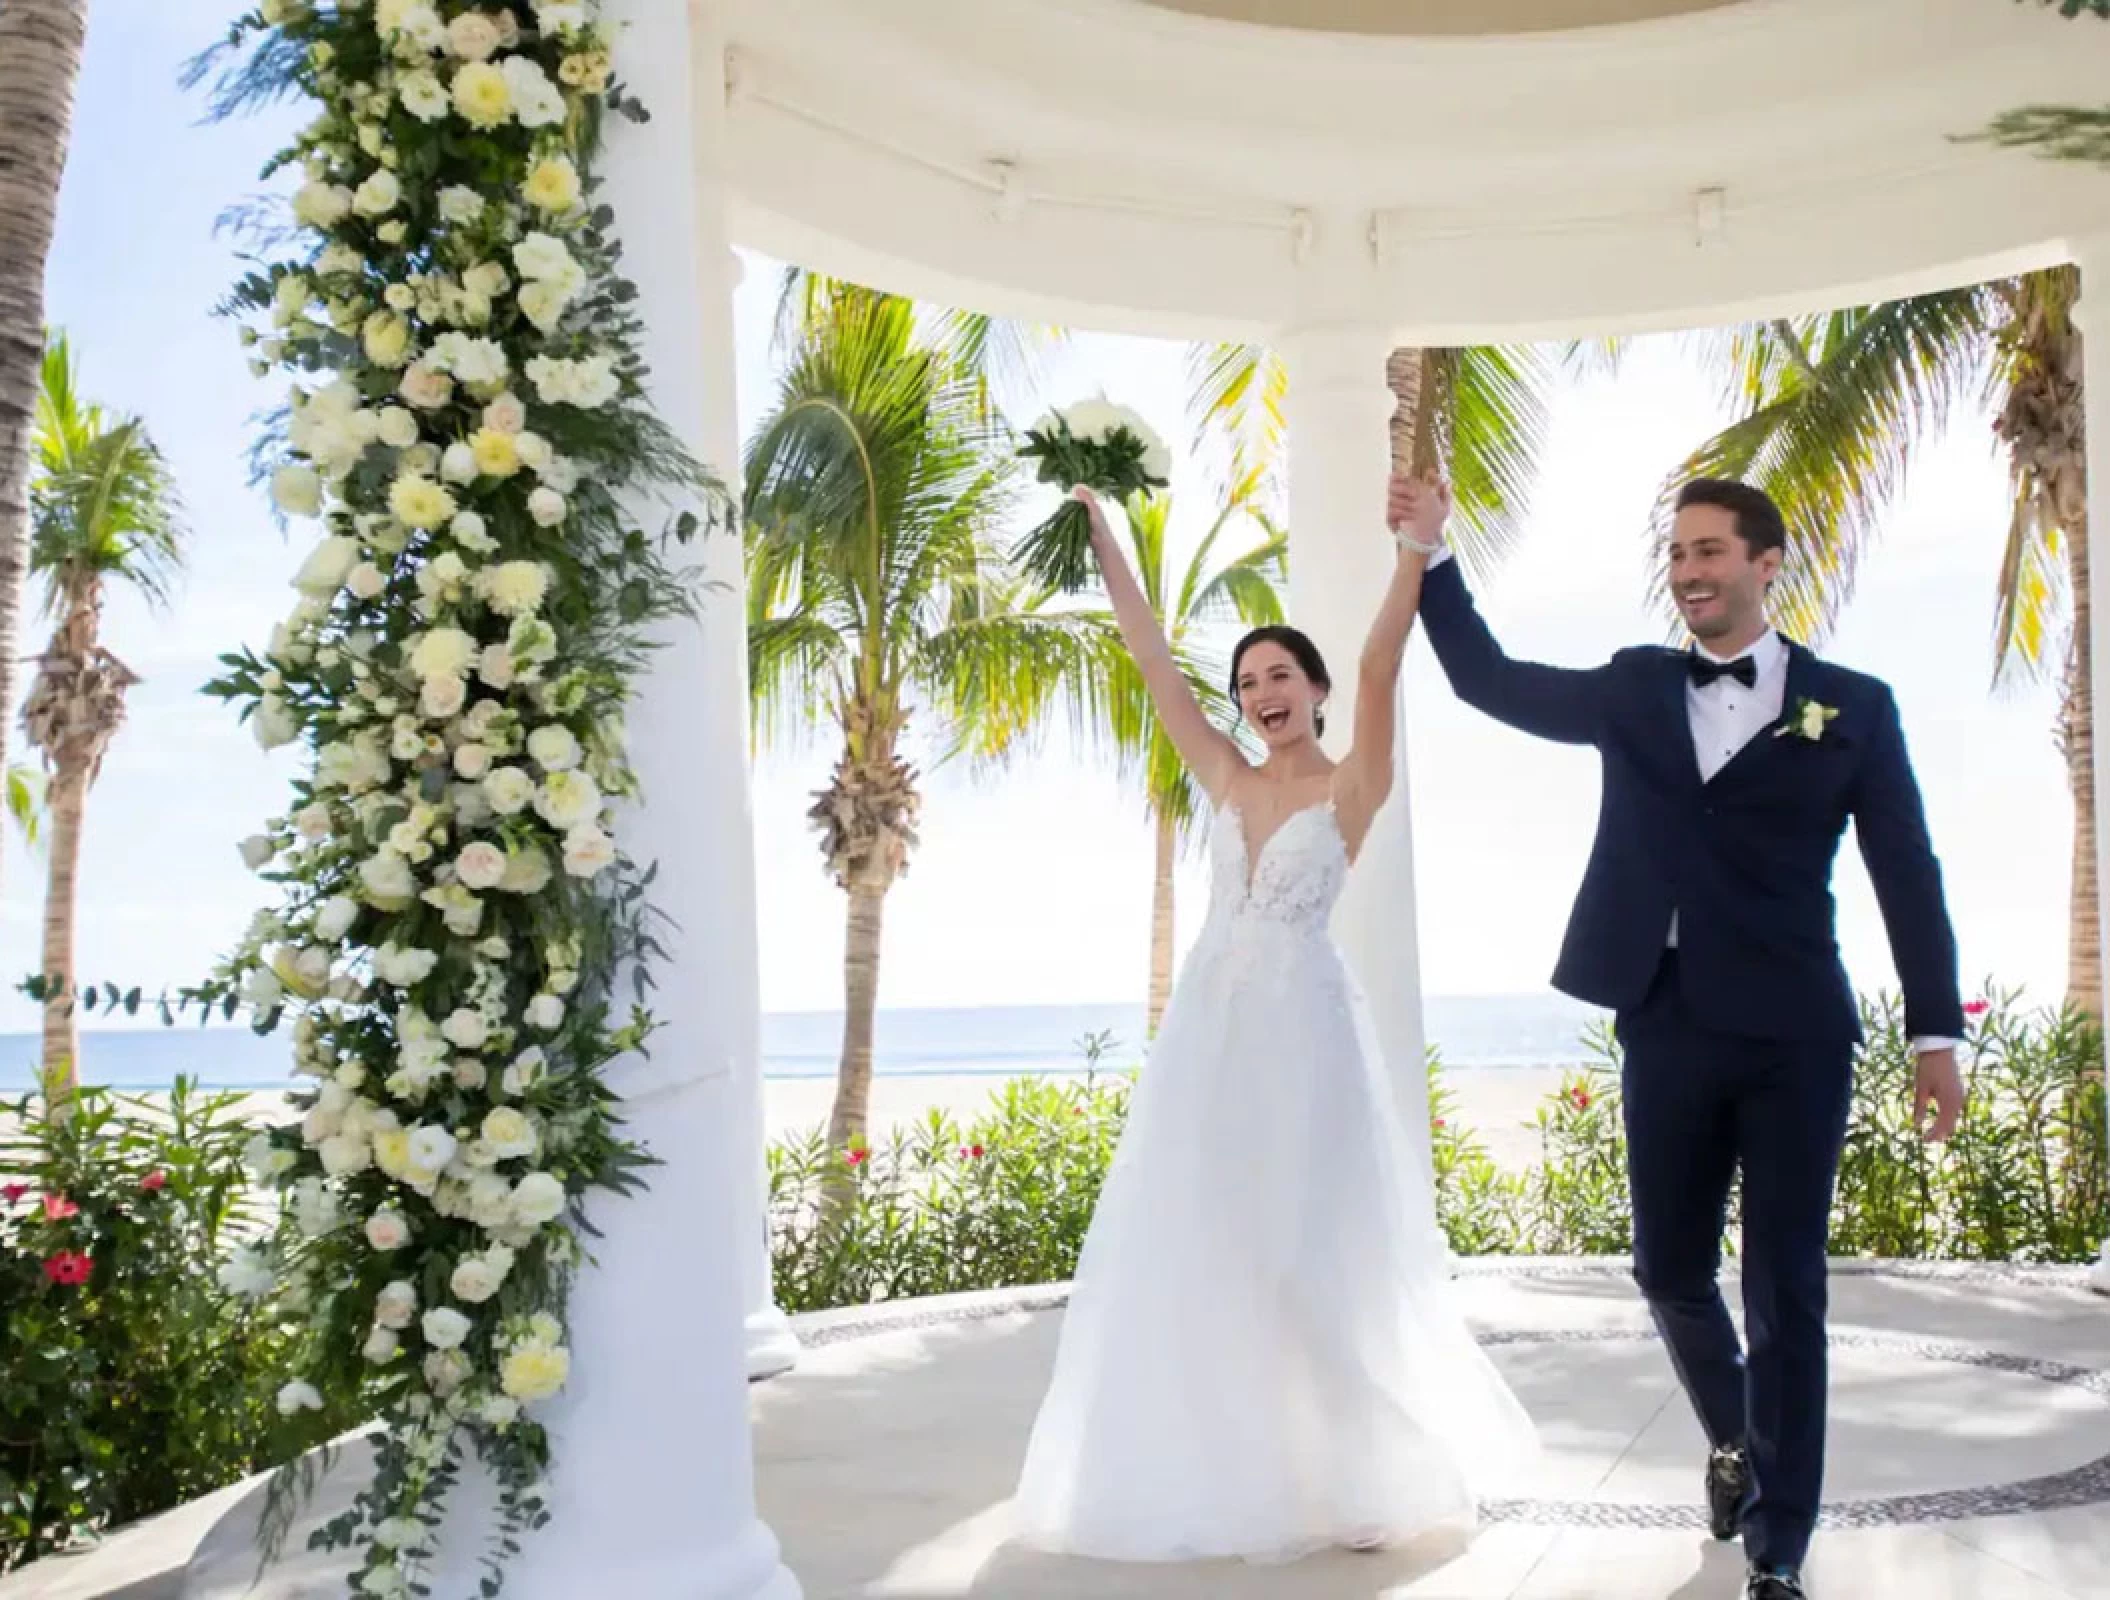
2073;238;2110;1300
1277;324;1440;1219
490;1;800;1594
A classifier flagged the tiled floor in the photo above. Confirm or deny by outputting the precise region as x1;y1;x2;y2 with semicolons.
9;1263;2103;1600
756;1264;2110;1598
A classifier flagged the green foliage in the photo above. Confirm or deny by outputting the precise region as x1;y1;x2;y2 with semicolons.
0;1082;355;1573
769;1072;1131;1312
774;991;2108;1314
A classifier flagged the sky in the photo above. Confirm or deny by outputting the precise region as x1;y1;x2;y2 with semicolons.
0;8;2071;1034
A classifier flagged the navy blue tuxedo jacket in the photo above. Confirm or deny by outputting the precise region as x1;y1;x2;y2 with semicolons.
1418;559;1964;1044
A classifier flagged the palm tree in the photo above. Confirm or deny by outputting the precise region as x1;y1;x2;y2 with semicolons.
1187;340;1600;585
0;1;92;912
1071;481;1284;1033
745;283;1103;1151
1652;275;2099;1014
25;332;187;1104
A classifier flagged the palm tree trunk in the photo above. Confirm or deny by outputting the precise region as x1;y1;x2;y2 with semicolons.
1384;347;1444;479
829;878;887;1152
0;0;89;910
1147;807;1177;1036
38;756;87;1109
2065;512;2101;1019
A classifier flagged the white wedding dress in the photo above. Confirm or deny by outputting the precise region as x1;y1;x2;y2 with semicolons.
1011;797;1539;1563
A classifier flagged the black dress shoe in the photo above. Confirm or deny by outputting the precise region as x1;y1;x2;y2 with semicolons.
1746;1565;1808;1599
1707;1443;1752;1540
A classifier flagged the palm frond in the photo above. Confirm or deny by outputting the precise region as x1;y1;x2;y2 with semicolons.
1185;340;1287;502
30;333;189;614
1648;290;1993;644
1445;344;1558;584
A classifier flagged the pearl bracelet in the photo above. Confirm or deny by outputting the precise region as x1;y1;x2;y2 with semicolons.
1391;525;1443;555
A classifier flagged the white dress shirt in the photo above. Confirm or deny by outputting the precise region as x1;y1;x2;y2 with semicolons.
1418;543;1955;1053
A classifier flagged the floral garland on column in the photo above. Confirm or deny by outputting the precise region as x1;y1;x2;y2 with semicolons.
185;2;718;1594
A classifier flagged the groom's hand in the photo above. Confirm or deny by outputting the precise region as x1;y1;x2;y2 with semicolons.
1913;1047;1965;1143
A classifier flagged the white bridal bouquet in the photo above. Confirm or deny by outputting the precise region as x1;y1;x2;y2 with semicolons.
1016;398;1173;591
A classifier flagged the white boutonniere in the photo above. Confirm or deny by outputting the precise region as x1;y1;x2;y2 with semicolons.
1776;696;1839;743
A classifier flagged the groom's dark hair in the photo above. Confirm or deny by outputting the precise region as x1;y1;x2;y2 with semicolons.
1675;477;1787;561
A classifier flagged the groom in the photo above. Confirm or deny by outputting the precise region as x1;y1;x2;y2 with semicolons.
1400;475;1966;1600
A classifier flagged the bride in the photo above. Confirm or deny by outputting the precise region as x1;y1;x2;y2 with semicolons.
1010;477;1538;1564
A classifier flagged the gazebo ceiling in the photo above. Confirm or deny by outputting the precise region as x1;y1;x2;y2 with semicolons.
1138;0;1744;36
718;0;2110;343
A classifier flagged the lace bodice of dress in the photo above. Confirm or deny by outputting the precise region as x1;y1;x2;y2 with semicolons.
1205;801;1349;937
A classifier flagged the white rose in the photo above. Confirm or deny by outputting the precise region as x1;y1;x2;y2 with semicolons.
399;362;454;410
315;896;360;942
319;1131;372;1177
374;943;439;986
239;834;276;870
291;1177;341;1238
421;673;468;721
562;824;616;878
500;847;553;896
510;1170;566;1225
421;1307;473;1350
446;10;501;59
463;261;511;299
526;486;567;527
451;59;513;128
453;841;508;891
481;1107;537;1159
525;724;580;771
441;1008;489;1050
346;561;387;601
362;1326;401;1364
397;68;449;121
375;1278;419;1327
292;535;359;599
359;849;417;908
501;54;566;127
523;992;566;1033
480;1395;521;1427
271;463;324;518
253;694;301;751
533;769;601;830
423;1348;472;1396
363;311;414;369
482;391;529;435
438;185;485;226
447;743;491;782
276;1381;325;1416
481;766;536;816
292;181;355;229
408;1125;459;1176
477;643;517;690
353;168;401;216
375;405;419;449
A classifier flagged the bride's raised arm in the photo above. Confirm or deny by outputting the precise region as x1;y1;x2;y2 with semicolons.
1336;474;1446;840
1072;486;1244;802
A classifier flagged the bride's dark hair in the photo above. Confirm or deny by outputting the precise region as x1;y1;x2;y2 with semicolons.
1229;625;1332;738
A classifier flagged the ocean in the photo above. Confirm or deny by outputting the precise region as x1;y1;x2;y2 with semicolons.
0;993;1607;1093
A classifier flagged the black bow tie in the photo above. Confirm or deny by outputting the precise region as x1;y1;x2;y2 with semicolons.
1689;653;1757;690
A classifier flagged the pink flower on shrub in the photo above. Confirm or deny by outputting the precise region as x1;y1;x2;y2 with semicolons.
844;1148;867;1167
1964;1000;1991;1019
1;1182;27;1205
957;1145;985;1161
140;1171;168;1192
1432;1118;1447;1131
43;1250;92;1286
42;1194;79;1221
1568;1086;1592;1112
